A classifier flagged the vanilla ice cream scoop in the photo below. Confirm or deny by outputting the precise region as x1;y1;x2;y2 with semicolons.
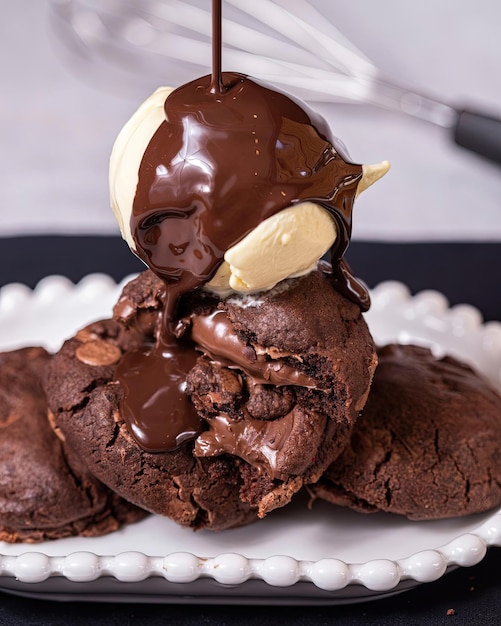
109;86;174;252
205;202;336;295
205;161;390;295
109;76;389;303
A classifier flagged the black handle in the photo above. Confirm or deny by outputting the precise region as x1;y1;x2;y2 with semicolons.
453;109;501;166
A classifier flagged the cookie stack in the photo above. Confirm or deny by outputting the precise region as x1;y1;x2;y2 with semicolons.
42;268;377;531
2;270;501;543
3;57;501;542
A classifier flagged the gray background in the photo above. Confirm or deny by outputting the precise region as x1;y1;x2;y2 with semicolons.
1;0;500;241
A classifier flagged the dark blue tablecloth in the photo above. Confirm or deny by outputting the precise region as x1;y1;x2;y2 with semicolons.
1;236;500;321
0;236;500;625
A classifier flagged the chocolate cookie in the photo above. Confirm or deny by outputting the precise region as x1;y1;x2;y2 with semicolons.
0;347;145;543
312;344;501;520
45;268;376;529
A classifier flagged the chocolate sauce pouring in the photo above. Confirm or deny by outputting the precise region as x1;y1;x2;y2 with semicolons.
116;0;366;452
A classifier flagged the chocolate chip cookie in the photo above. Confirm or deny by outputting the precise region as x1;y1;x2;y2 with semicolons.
0;347;145;543
44;268;377;529
312;344;501;520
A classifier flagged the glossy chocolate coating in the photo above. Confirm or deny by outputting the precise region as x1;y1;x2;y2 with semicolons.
114;341;202;452
190;309;318;388
116;59;367;452
132;72;366;322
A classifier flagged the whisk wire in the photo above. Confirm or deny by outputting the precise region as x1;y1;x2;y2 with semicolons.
140;0;327;69
227;0;375;77
49;0;501;165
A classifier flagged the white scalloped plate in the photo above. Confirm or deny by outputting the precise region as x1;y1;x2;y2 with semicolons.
1;275;501;605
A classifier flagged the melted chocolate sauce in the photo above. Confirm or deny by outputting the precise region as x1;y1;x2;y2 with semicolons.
132;74;365;313
190;310;318;388
115;0;367;452
115;342;202;452
194;411;300;479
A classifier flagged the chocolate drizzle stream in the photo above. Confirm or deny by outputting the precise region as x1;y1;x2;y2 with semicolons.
115;0;367;452
210;0;224;95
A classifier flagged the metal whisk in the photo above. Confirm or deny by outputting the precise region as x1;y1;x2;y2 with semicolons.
50;0;501;165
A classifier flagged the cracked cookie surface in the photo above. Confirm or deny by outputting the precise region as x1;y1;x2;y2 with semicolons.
0;347;145;543
44;318;272;530
312;344;501;520
44;268;377;530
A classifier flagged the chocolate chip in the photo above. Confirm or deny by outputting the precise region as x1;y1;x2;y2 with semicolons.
76;341;121;367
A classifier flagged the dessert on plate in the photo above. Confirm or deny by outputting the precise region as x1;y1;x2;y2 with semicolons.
45;69;385;530
4;1;500;542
